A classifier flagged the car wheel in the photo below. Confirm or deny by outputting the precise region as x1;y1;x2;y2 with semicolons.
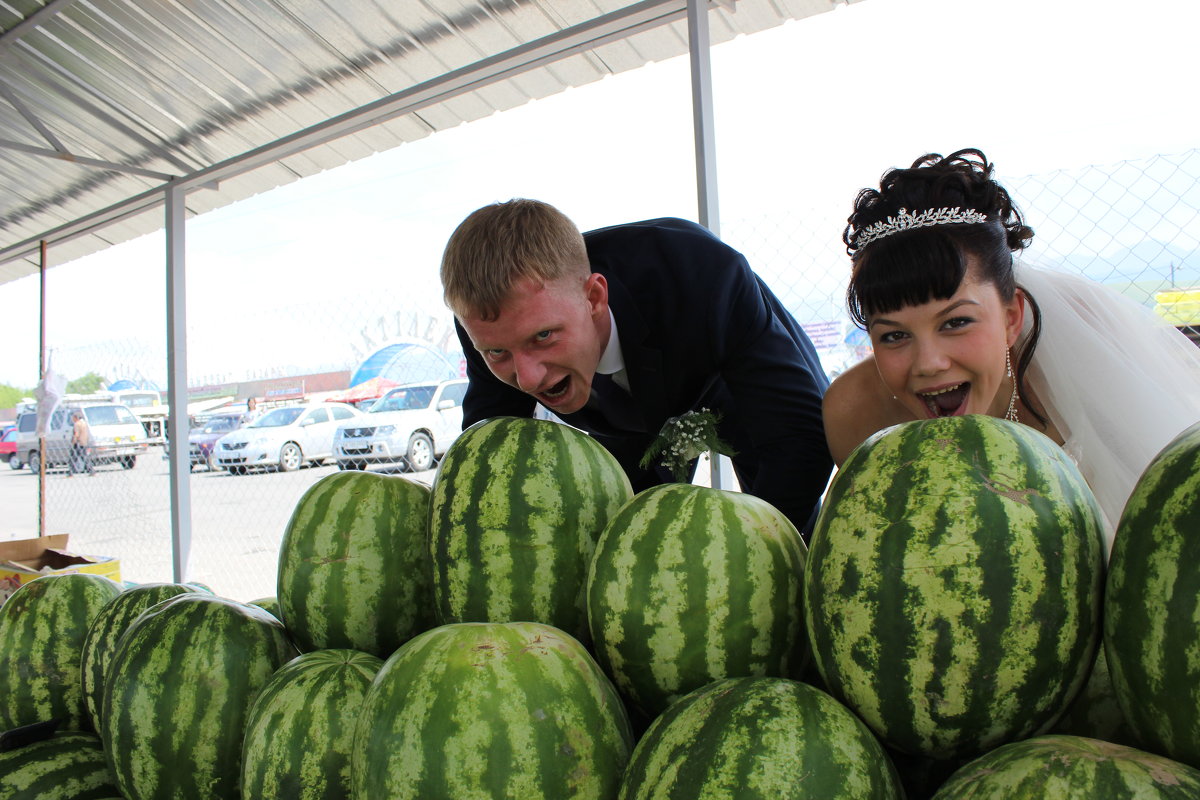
279;442;303;472
406;432;435;472
27;451;40;474
8;455;20;470
121;456;137;470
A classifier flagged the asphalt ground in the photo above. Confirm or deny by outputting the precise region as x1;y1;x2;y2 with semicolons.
0;450;435;602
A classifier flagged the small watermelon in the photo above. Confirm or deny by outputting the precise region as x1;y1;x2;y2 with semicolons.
0;573;123;732
619;677;902;799
0;731;121;800
352;621;633;799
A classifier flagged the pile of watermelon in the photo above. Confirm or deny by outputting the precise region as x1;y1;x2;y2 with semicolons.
3;414;1200;799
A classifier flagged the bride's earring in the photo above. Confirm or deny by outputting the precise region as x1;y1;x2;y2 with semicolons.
1005;347;1020;423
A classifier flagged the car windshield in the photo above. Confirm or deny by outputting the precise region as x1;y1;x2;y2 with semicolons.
85;406;139;426
250;407;304;427
203;417;240;433
371;386;435;413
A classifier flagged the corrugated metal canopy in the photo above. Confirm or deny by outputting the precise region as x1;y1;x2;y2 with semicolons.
0;0;855;283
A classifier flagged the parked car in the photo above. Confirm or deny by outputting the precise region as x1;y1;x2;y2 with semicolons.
15;402;148;473
188;411;252;471
1;427;19;469
333;379;467;472
214;402;361;474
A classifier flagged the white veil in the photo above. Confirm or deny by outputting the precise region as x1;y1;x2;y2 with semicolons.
1016;262;1200;549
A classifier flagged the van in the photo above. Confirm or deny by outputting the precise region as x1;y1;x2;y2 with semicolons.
16;402;148;474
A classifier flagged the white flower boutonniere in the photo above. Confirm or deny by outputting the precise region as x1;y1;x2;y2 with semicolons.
639;408;736;483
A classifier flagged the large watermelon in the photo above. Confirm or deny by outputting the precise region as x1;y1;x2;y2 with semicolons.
429;417;633;643
0;731;121;799
351;621;633;799
931;734;1200;799
1106;420;1200;767
587;483;808;721
242;649;383;800
805;415;1105;760
0;573;123;732
79;581;205;733
278;470;436;657
618;677;902;799
100;593;299;800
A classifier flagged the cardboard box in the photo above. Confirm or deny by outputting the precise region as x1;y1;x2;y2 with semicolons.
0;535;121;604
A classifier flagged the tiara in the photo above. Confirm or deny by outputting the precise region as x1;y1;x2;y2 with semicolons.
854;207;989;249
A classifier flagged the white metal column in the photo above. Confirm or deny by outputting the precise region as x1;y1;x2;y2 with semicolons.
687;0;733;490
165;183;192;581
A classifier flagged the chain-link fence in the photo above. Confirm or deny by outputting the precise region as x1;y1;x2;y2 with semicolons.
5;148;1198;601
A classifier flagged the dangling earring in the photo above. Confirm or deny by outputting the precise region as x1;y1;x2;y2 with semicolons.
1004;347;1019;423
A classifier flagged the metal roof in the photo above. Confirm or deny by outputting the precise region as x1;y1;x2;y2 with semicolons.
0;0;855;283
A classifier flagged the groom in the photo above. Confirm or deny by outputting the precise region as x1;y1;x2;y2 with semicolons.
439;199;832;537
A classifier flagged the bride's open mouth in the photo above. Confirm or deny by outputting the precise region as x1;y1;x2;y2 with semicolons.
918;382;969;418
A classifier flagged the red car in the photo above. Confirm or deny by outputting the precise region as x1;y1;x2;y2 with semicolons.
1;427;19;469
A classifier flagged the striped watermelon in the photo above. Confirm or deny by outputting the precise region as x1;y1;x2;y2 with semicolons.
242;649;383;800
278;470;436;657
79;582;205;732
0;573;123;732
586;483;808;721
0;731;120;799
805;415;1105;760
429;417;633;643
248;595;282;620
1049;645;1141;749
619;677;902;799
931;734;1200;798
1106;420;1200;766
351;621;633;799
100;593;299;800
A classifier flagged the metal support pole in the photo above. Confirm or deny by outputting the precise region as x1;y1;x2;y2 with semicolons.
687;0;732;490
38;241;47;534
165;184;193;582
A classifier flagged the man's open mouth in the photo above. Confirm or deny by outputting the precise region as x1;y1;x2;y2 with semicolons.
918;382;969;418
541;376;570;400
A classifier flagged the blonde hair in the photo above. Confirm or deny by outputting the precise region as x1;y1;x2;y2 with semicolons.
441;199;590;320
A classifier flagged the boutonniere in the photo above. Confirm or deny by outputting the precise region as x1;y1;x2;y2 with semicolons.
639;408;736;482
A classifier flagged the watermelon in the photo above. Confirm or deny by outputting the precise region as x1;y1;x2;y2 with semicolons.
351;621;633;799
1106;420;1200;767
586;483;807;721
242;649;383;800
79;581;205;732
805;415;1105;760
0;573;123;732
100;593;299;800
0;731;121;799
248;596;282;620
931;734;1200;798
1049;645;1141;749
618;677;902;799
278;470;436;657
429;417;633;643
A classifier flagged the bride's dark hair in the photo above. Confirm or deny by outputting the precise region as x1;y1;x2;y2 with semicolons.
843;148;1045;425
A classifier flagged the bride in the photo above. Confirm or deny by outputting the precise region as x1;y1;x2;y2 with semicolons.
822;148;1200;548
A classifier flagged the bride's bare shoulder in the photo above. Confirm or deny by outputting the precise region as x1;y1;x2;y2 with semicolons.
823;358;898;465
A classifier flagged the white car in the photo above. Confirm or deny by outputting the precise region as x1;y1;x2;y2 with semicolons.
334;380;467;472
215;402;362;474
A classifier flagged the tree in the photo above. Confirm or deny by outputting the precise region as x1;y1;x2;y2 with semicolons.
66;372;107;395
0;384;33;411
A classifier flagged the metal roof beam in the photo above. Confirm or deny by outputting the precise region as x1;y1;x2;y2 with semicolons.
0;137;177;180
0;0;77;49
0;0;697;268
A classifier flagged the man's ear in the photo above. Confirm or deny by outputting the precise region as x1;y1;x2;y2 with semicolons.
585;273;608;317
1006;288;1027;346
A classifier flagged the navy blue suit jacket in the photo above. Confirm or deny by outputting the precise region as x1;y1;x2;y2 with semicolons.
456;218;832;535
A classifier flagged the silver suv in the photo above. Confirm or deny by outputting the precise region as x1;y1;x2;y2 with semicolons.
334;380;467;472
16;402;149;473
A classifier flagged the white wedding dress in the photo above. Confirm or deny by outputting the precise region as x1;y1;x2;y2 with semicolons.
1017;263;1200;551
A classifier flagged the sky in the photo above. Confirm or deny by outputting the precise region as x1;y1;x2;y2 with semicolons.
2;0;1198;389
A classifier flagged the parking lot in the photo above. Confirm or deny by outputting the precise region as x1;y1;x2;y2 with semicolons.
0;451;436;602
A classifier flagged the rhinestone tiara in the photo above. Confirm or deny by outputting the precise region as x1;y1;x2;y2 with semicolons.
854;207;989;250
